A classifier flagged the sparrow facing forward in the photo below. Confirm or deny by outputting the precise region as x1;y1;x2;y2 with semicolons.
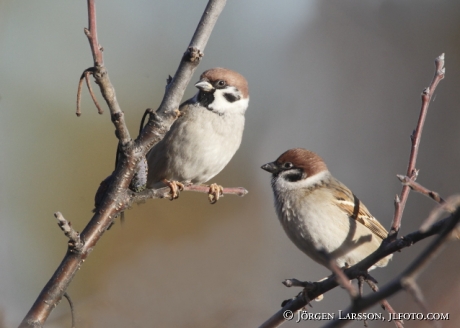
147;68;249;203
261;148;392;270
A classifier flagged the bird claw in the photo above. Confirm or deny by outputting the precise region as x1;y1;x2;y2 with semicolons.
163;179;184;200
312;278;327;302
173;109;184;119
208;183;223;204
314;294;324;302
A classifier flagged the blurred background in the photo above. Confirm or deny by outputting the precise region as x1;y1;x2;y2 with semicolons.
1;1;459;327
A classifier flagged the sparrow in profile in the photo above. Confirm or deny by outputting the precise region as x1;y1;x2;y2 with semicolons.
147;68;249;203
261;148;392;270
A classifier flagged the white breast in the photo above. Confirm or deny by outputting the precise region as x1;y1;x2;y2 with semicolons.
272;174;385;268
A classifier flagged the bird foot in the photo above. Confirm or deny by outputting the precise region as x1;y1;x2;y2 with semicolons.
173;109;184;119
208;183;224;204
312;277;328;302
163;179;184;200
314;294;324;302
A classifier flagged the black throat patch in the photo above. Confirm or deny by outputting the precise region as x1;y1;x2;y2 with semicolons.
198;90;215;109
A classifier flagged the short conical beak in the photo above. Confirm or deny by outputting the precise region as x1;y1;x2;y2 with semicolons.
261;161;279;174
195;80;214;92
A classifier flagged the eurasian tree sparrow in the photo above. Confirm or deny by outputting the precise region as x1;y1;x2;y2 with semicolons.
147;68;249;203
261;148;392;270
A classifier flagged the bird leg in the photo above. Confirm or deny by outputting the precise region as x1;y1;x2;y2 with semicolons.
208;183;224;204
162;179;184;200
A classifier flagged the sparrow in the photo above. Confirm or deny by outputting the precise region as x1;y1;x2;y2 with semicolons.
146;67;249;203
261;148;392;270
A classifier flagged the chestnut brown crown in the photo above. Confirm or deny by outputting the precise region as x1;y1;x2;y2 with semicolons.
262;148;328;178
200;67;249;99
277;148;327;177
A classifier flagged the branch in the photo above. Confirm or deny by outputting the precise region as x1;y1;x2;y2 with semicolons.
19;1;227;327
320;250;358;299
420;195;460;233
323;202;460;328
365;280;403;328
54;212;83;253
397;175;445;204
389;53;445;238
86;0;103;66
130;184;248;204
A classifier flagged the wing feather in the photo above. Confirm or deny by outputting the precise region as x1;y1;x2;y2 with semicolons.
332;180;388;240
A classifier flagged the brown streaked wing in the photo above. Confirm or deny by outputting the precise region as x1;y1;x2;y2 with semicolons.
332;179;389;240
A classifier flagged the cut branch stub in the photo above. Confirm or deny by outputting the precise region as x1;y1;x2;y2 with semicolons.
186;46;204;62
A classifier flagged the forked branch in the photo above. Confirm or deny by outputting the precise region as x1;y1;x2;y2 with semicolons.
19;1;227;327
389;54;445;238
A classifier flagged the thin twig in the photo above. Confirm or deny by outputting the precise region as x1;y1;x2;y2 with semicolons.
83;1;131;145
76;73;84;117
401;279;433;322
358;276;364;298
389;53;445;238
62;293;75;328
357;277;368;328
282;279;317;289
326;258;358;299
397;175;445;204
420;195;460;232
401;279;440;328
54;212;83;252
85;0;103;66
76;68;101;116
84;70;103;114
184;184;248;196
130;184;248;204
283;277;328;302
366;279;403;328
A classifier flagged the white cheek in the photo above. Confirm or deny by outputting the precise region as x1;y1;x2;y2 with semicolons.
208;88;249;115
274;170;330;191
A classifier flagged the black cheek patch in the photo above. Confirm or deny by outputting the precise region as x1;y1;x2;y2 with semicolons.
223;92;240;103
284;171;303;182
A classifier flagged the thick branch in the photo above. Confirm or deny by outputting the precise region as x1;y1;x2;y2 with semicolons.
137;0;227;149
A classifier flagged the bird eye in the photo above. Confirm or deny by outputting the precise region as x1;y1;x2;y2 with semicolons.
283;162;293;169
216;80;226;87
